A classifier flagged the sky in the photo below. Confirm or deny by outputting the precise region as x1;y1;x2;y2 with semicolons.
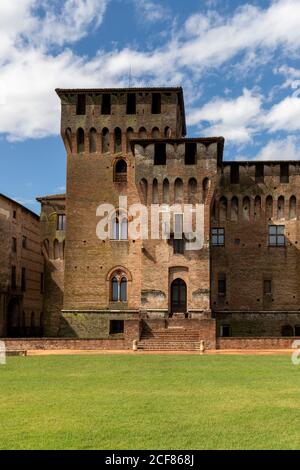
1;0;300;213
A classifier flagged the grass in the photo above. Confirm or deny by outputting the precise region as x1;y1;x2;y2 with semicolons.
0;354;299;450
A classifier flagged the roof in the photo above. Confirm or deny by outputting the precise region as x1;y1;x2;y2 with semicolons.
0;193;39;220
36;193;66;203
130;136;225;161
55;86;187;136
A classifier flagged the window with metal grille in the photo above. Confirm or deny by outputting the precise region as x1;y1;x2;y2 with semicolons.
211;228;225;246
268;225;285;246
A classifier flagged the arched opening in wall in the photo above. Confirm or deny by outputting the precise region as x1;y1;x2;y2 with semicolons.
110;210;128;240
114;128;122;153
281;325;294;337
289;196;297;219
77;128;84;154
212;200;217;222
242;196;250;221
65;128;72;153
219;197;227;222
254;196;261;220
43;239;50;257
7;298;21;338
164;127;172;138
152;178;159;204
171;279;187;315
277;196;285;220
53;239;60;260
188;178;197;204
102;128;110;153
266;196;273;220
163;178;170;204
138;127;147;139
174;178;183;203
89;128;97;153
202;178;210;203
152;127;160;139
230;197;239;221
140;178;148;204
126;127;134;153
114;159;127;183
110;269;129;302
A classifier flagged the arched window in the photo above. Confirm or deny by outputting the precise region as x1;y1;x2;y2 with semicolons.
174;178;183;203
110;270;128;302
126;127;134;153
266;196;273;220
53;240;60;260
277;196;285;220
152;179;159;204
114;159;127;182
152;127;160;138
140;178;148;204
219;197;227;222
188;178;197;204
77;128;84;154
164;127;172;138
243;196;250;221
138;127;147;139
89;128;97;153
114;128;122;153
254;196;261;220
202;178;210;203
231;197;238;221
281;325;294;337
65;128;72;153
163;178;170;204
102;128;110;153
289;196;297;219
111;211;128;240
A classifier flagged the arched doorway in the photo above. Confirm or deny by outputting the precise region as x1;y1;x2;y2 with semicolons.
7;298;21;338
171;279;187;315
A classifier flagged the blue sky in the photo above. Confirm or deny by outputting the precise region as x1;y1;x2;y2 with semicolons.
1;0;300;213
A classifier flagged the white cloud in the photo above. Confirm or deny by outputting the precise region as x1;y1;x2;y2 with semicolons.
188;89;262;143
135;0;169;23
1;0;300;141
264;96;300;132
250;136;300;161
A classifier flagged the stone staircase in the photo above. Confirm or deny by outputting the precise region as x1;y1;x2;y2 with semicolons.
138;319;204;351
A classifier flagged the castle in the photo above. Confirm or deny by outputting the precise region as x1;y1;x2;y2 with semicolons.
1;86;300;351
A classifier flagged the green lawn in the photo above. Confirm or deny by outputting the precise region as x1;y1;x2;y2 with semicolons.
0;354;299;450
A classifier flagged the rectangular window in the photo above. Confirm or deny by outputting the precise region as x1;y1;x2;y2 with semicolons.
40;273;44;294
230;164;239;184
13;210;17;219
264;280;272;295
12;237;17;253
76;94;86;115
280;163;289;183
185;143;196;165
57;214;66;231
295;325;300;336
110;320;124;335
11;266;16;289
255;163;264;183
21;267;26;292
22;235;27;249
268;225;285;246
101;94;111;115
218;276;226;295
152;93;161;114
173;238;185;255
220;325;231;337
126;93;136;114
211;228;225;246
154;143;166;165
